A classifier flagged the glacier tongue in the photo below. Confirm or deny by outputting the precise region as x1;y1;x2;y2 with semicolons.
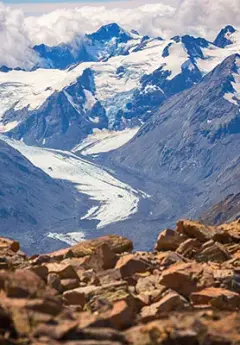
4;138;146;235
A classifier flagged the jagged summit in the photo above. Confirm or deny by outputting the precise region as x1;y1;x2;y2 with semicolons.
87;23;132;42
214;25;237;48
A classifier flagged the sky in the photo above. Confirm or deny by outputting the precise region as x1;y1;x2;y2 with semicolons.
0;0;239;69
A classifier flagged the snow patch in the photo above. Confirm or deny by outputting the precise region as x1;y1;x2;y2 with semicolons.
73;127;139;155
48;232;85;246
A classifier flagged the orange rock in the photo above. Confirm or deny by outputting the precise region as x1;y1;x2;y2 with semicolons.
141;291;187;318
45;263;79;280
176;220;216;242
159;262;214;297
49;235;133;258
191;287;240;310
0;237;20;253
115;254;152;278
155;229;185;251
104;300;134;330
85;243;117;271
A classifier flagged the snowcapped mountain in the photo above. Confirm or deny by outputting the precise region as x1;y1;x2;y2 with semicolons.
0;23;239;252
33;23;143;70
0;24;239;150
112;53;240;210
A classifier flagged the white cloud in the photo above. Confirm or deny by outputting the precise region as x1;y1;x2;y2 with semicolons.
0;3;39;69
0;0;240;68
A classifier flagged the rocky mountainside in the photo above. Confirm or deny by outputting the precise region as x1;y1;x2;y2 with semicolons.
0;218;240;344
200;193;240;225
111;53;240;218
0;139;88;254
0;25;239;149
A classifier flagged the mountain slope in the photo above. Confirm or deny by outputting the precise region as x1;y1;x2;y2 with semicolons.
1;26;239;150
111;53;240;216
200;193;240;225
0;138;85;253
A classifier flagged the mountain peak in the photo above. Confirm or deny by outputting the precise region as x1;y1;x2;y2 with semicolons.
88;23;131;42
214;25;237;48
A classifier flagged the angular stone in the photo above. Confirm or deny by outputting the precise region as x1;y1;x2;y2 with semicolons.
191;287;240;310
61;279;79;292
176;238;202;258
85;243;118;271
45;263;79;280
49;235;133;258
195;241;230;263
177;220;216;243
155;229;185;251
4;269;46;298
115;254;152;279
159;262;214;297
141;291;187;318
0;237;20;253
103;300;134;330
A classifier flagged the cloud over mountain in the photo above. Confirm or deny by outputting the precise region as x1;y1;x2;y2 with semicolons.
0;0;240;68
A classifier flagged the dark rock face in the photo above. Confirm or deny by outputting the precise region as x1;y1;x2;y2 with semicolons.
0;139;85;253
200;193;240;225
214;25;237;48
5;70;108;150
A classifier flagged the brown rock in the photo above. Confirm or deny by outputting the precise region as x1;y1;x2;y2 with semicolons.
85;243;117;271
155;229;186;251
195;241;230;263
48;273;62;293
103;300;134;330
45;263;79;280
63;288;86;307
29;265;49;280
97;269;122;285
177;219;216;242
191;287;240;310
4;269;46;298
141;291;187;319
33;320;78;340
61;279;79;291
159;262;214;297
115;254;152;279
0;237;20;253
176;238;202;258
49;235;133;258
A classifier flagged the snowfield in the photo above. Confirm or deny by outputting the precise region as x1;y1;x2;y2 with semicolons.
3;137;147;243
73;127;139;155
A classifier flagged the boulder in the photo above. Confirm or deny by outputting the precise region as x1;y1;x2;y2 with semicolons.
85;243;118;271
176;220;216;243
45;263;79;280
115;254;152;279
0;237;20;253
159;262;214;297
191;287;240;310
49;235;133;258
155;229;185;251
141;291;188;318
195;241;230;263
4;269;47;298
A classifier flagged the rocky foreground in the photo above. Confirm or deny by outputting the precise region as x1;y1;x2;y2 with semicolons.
0;219;240;345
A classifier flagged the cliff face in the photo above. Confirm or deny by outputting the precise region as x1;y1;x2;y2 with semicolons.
200;193;240;225
0;218;240;345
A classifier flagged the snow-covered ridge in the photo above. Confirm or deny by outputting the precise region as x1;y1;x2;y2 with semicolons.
1;25;240;149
